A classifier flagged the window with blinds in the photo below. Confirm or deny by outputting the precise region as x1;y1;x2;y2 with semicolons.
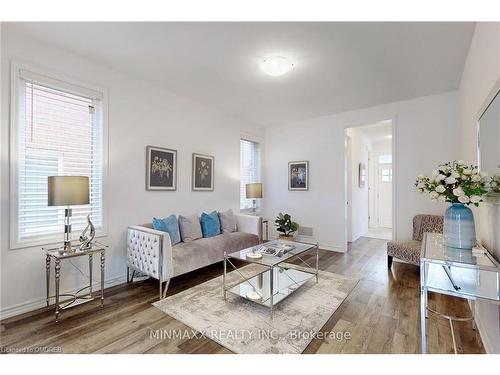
240;139;260;210
12;67;105;247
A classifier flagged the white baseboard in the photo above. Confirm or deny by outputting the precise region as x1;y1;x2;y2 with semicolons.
349;233;362;242
268;233;346;253
294;235;346;253
0;275;127;320
474;306;496;354
319;244;346;253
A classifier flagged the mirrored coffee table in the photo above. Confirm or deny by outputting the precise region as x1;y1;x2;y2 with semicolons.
223;240;319;318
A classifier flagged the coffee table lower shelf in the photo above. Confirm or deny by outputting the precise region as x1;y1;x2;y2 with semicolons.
224;266;317;318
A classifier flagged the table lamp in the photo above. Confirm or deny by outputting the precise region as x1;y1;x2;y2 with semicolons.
245;183;262;214
48;176;90;252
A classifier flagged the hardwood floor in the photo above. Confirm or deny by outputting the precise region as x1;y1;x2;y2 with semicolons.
0;237;485;354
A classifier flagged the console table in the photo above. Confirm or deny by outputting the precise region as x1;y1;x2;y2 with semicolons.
43;242;107;322
420;233;500;353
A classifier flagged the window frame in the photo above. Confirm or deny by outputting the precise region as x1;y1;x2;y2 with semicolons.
9;61;109;250
239;137;262;212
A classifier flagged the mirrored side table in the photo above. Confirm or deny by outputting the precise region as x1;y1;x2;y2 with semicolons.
43;242;107;322
420;233;500;353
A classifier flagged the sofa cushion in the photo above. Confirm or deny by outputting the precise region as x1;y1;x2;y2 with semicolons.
219;232;260;254
219;209;237;234
200;211;221;238
178;214;203;242
152;215;181;245
171;232;259;277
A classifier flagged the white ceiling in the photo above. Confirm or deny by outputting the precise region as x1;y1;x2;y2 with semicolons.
7;22;475;126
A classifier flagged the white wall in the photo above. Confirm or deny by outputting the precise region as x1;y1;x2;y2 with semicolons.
346;127;369;241
371;140;392;160
264;91;460;251
0;29;264;317
458;22;500;354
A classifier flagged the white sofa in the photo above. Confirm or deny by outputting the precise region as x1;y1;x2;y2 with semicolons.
126;214;262;299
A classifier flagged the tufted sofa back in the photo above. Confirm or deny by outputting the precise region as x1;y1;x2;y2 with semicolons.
412;214;444;241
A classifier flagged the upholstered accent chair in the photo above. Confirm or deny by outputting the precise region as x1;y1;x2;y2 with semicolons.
387;214;443;268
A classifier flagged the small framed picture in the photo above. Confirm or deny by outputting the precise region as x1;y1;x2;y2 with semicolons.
288;161;309;191
359;162;366;188
192;153;214;191
146;146;177;191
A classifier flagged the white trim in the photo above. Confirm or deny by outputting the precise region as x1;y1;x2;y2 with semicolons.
476;76;500;171
9;60;109;250
268;233;346;253
12;60;107;99
345;135;353;242
19;68;103;100
473;305;495;354
476;76;500;125
319;244;346;253
240;131;264;145
0;275;126;320
391;115;398;241
239;138;262;210
343;116;397;249
350;233;363;242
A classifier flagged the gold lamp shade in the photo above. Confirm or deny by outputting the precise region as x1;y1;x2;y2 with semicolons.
48;176;90;206
246;183;263;199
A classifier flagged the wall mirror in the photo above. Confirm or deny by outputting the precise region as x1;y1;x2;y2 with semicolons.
478;79;500;200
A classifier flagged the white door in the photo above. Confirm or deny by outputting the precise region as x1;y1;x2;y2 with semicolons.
368;153;376;228
377;163;392;228
345;136;352;242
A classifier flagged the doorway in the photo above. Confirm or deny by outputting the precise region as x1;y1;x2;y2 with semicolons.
345;120;394;245
368;153;393;240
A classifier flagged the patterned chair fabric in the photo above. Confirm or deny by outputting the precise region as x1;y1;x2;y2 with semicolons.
412;214;444;241
387;214;443;266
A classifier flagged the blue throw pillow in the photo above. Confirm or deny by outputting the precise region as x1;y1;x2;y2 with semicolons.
152;215;181;245
200;211;221;238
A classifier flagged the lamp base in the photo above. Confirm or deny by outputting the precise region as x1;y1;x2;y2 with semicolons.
64;240;72;252
64;207;75;253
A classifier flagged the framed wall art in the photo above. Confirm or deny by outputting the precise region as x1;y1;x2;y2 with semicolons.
192;153;214;191
146;146;177;191
288;161;309;191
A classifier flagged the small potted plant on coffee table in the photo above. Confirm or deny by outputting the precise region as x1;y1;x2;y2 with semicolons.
275;212;299;240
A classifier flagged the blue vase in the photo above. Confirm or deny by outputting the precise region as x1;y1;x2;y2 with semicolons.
443;203;476;250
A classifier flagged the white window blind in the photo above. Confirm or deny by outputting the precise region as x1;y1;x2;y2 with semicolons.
240;139;260;210
14;68;104;246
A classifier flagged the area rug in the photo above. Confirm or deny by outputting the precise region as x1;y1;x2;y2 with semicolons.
153;264;358;354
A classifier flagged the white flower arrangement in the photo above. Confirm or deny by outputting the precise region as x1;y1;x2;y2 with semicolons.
415;161;490;206
489;173;500;193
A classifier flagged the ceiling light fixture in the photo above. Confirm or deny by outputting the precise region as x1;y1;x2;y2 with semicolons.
260;56;294;77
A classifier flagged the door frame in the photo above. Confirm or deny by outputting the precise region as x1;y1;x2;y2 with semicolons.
368;151;375;228
345;135;353;243
344;117;397;250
